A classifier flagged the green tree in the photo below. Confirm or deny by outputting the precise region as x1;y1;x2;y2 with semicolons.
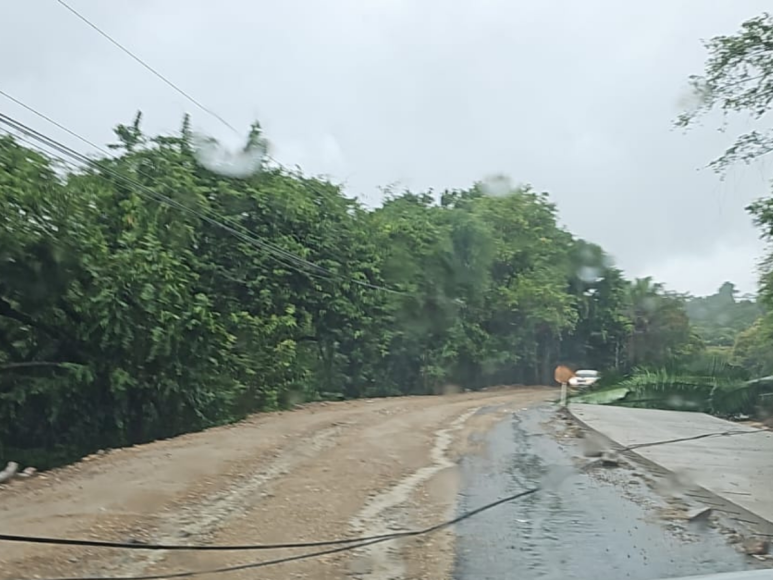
732;318;773;377
685;282;761;347
680;13;773;379
677;12;773;170
626;277;700;368
562;241;632;371
0;115;700;468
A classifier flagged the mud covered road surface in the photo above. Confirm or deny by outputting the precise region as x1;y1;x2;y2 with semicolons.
0;387;550;580
454;405;767;580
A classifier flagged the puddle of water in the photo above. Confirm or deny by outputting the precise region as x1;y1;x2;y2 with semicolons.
454;406;755;580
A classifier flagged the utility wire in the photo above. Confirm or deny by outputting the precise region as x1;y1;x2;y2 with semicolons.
53;0;366;221
2;128;85;174
0;112;321;276
1;138;335;289
624;426;766;451
36;4;411;293
56;0;239;134
0;487;540;555
12;5;768;574
3;425;769;580
1;423;766;558
2;488;540;580
0;93;332;278
0;95;407;293
0;108;407;295
0;89;110;156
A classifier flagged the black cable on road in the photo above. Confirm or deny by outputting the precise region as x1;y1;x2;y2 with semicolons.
1;423;767;558
3;488;540;580
0;486;539;556
624;426;766;451
1;420;769;580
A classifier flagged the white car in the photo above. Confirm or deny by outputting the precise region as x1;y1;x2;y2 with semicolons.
569;369;599;389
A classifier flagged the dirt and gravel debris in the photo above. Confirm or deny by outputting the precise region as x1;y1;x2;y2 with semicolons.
0;387;550;580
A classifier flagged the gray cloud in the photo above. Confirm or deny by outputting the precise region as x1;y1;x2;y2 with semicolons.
3;0;772;295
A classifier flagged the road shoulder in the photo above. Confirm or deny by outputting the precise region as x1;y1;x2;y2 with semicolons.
569;403;773;542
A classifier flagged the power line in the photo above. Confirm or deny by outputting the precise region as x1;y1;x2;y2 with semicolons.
0;92;330;277
0;108;407;295
53;0;353;217
56;0;239;134
0;487;539;554
2;488;540;580
3;424;769;580
0;113;317;275
0;94;406;293
0;89;110;156
1;128;85;174
624;426;766;451
49;2;411;294
1;423;766;563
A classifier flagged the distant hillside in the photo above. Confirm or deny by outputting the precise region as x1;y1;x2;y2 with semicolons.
685;282;762;347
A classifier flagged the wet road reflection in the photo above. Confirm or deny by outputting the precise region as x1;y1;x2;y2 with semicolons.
454;405;755;580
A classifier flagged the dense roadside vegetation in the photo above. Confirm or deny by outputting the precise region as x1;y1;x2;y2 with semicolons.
9;6;773;464
0;114;711;467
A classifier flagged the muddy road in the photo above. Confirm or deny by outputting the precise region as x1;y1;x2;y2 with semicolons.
0;387;549;580
1;389;765;580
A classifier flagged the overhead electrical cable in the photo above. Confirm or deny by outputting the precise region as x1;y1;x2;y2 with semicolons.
56;0;239;134
0;106;407;295
55;0;348;187
49;3;414;293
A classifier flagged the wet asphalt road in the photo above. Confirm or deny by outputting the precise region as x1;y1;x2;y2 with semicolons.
453;405;758;580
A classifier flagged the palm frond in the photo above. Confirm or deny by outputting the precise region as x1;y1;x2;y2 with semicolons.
573;366;773;419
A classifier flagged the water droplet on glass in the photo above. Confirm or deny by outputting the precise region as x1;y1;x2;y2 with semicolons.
577;266;602;283
580;433;607;458
192;133;266;178
480;174;513;197
541;464;577;490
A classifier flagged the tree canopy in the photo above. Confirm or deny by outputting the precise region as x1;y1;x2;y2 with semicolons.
685;282;761;348
678;12;773;382
0;115;712;467
677;12;773;171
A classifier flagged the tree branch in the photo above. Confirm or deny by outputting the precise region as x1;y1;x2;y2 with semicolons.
0;297;64;341
0;327;23;361
0;297;85;363
0;361;74;372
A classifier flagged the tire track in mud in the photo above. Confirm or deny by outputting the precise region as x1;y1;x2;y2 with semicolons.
102;423;347;577
0;388;552;580
348;408;478;580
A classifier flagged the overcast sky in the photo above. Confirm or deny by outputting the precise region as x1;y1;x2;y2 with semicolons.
3;0;773;296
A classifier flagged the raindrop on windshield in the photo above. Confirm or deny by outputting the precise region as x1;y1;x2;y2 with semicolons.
192;133;267;178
